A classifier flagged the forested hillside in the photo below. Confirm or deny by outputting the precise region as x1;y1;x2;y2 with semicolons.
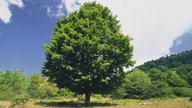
138;50;192;71
112;50;192;99
137;50;192;86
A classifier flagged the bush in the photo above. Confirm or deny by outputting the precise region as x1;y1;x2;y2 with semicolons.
11;94;29;106
110;86;127;99
92;94;103;99
58;88;75;98
0;70;27;100
172;87;192;97
38;77;59;99
27;73;42;98
77;95;84;102
111;69;153;99
0;91;15;100
190;96;192;101
27;74;60;99
149;81;173;98
123;69;152;99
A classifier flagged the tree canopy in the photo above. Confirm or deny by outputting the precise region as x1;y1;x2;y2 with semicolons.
42;2;134;105
137;50;192;86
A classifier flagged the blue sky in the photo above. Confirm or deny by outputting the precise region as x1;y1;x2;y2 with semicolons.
0;0;60;75
0;0;192;75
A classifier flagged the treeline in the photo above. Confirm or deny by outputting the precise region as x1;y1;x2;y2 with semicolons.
112;50;192;99
0;70;74;105
112;68;192;99
138;50;192;86
1;50;192;105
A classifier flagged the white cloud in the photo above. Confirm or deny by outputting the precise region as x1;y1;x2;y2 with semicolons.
6;0;24;7
0;0;11;23
61;0;192;66
64;0;81;14
46;1;66;18
0;0;24;24
46;0;81;18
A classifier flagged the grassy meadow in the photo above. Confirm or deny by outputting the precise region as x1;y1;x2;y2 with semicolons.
1;97;192;108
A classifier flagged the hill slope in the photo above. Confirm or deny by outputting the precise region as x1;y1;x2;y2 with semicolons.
137;50;192;86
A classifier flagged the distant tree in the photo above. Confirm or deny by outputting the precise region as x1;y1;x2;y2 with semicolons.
0;70;27;100
27;73;42;98
167;70;189;87
11;70;27;95
42;2;134;105
137;50;192;88
175;65;192;86
149;81;172;98
137;50;192;72
186;71;192;86
123;69;151;99
38;77;59;98
147;68;167;81
27;73;59;99
172;87;192;97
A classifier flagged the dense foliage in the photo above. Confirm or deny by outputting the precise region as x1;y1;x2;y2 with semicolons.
0;70;74;105
137;50;192;86
112;50;192;99
42;2;134;105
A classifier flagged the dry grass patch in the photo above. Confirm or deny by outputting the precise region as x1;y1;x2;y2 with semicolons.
3;97;192;108
0;101;11;108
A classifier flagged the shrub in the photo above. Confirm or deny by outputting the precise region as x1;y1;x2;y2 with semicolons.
167;71;189;87
77;95;85;102
123;69;152;99
0;91;15;100
27;73;42;98
149;81;173;98
92;94;103;100
11;94;29;106
172;87;192;97
111;69;153;99
27;74;59;99
0;70;27;100
58;88;75;98
38;77;59;99
110;86;127;99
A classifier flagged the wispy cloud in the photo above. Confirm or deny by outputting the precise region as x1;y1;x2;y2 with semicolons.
46;2;66;18
46;0;81;18
6;0;24;7
0;0;24;24
64;0;81;14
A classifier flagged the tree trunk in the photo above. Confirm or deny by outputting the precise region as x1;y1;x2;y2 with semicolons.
85;92;91;106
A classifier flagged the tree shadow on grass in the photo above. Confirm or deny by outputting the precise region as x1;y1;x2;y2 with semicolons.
35;101;117;107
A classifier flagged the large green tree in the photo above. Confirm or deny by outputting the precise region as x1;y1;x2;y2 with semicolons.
42;2;134;105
